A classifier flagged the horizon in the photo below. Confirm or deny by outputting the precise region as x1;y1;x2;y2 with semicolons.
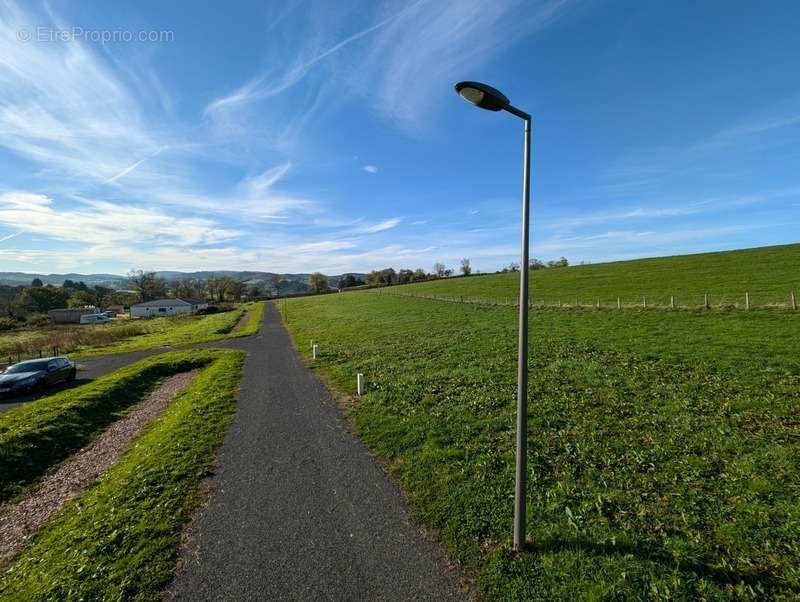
1;1;799;274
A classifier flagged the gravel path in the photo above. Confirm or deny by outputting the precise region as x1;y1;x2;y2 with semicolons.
0;370;199;563
168;303;466;600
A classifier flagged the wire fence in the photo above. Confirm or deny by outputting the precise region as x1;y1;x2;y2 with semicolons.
372;289;800;311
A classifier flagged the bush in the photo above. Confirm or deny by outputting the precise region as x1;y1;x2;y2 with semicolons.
26;313;50;327
0;317;18;331
195;305;222;315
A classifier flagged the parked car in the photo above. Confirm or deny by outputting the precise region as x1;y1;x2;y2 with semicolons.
101;311;116;318
0;357;76;396
80;313;111;325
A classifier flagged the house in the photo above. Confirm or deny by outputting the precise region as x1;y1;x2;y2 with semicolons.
130;298;208;318
103;304;126;316
48;307;97;324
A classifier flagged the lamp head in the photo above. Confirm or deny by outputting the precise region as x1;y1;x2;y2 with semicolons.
454;81;510;112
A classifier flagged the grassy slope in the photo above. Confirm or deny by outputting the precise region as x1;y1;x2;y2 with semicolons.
400;243;800;306
0;302;264;360
0;349;244;599
72;304;252;358
0;349;224;504
278;290;800;600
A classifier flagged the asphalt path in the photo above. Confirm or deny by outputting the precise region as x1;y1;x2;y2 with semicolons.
2;305;466;599
168;303;466;600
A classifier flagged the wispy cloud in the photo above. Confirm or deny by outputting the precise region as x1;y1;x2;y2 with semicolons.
362;164;378;173
359;217;401;233
205;0;578;132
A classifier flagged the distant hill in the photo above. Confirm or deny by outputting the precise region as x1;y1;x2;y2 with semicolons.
0;270;366;292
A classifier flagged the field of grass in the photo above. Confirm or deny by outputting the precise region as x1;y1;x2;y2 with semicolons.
0;348;244;599
0;349;226;504
278;288;800;600
399;243;800;308
0;302;263;361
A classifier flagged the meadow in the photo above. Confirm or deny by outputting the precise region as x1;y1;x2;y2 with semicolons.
401;243;800;308
280;272;800;599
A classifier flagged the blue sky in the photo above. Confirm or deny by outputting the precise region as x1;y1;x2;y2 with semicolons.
0;1;798;275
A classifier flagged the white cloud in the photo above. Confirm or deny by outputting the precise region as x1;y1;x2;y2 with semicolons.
359;217;401;233
362;164;378;173
0;192;240;247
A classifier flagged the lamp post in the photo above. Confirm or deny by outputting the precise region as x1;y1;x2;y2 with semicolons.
454;81;531;552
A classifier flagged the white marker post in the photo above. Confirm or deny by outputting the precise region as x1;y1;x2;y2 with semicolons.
357;373;365;396
312;344;320;360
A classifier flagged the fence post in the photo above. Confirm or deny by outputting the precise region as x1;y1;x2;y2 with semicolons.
357;373;365;396
596;298;600;309
642;296;647;308
745;292;750;310
704;293;709;309
312;344;320;360
670;295;675;309
617;297;621;309
792;291;797;311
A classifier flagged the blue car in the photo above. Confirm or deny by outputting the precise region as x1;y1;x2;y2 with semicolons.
0;357;76;396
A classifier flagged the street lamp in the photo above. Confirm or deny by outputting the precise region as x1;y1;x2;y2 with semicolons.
454;80;531;552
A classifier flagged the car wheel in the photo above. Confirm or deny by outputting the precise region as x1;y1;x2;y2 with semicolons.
68;369;77;381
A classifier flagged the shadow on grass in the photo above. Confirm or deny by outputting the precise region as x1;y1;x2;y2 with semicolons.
526;535;785;591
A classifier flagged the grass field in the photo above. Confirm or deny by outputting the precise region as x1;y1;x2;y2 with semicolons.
279;280;800;599
0;302;263;361
0;348;244;599
398;243;800;308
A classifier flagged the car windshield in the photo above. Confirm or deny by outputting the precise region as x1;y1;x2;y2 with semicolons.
5;360;49;374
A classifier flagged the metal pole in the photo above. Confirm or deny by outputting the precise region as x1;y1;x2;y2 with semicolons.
509;108;531;552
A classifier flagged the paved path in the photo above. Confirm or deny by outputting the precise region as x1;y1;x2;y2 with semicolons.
168;304;466;600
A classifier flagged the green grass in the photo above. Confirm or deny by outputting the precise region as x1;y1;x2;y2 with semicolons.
278;290;800;600
0;348;243;600
0;349;224;504
73;304;254;358
399;243;800;307
232;301;265;337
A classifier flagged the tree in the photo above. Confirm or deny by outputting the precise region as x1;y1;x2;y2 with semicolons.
339;274;364;289
171;279;199;299
433;262;447;278
529;258;545;270
80;285;114;308
397;269;414;284
412;268;427;282
18;286;70;314
128;269;166;302
270;274;286;298
246;281;264;300
227;279;245;301
309;272;328;293
63;279;88;292
547;257;569;268
508;262;520;272
31;278;43;287
459;258;472;276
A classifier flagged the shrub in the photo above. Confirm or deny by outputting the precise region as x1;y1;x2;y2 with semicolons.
0;317;18;331
25;313;50;327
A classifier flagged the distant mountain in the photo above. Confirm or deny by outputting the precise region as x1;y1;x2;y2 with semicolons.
0;270;366;291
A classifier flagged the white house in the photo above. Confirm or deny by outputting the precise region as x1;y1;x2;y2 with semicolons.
130;298;208;318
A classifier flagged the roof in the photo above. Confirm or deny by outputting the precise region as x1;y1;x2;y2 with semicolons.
130;298;207;308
